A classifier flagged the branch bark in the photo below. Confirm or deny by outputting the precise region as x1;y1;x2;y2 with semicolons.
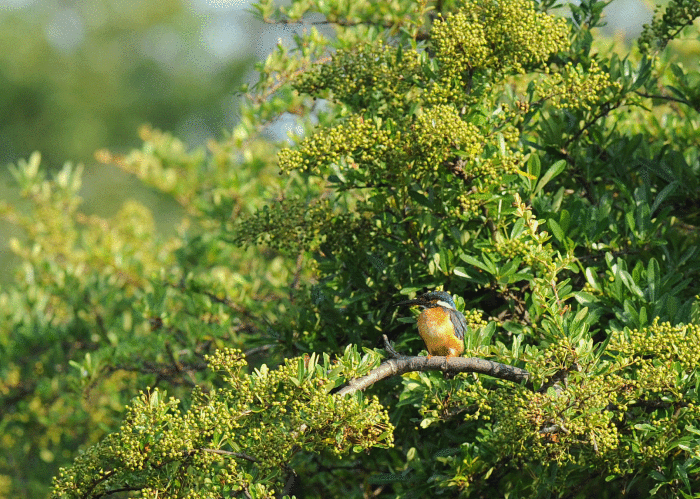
336;336;531;397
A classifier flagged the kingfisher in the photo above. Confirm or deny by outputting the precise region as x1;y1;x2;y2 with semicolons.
394;291;467;357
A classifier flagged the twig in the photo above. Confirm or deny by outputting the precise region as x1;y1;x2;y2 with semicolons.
634;91;690;106
279;465;297;499
200;448;258;462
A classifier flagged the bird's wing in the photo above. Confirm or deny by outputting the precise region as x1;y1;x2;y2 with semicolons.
449;309;468;340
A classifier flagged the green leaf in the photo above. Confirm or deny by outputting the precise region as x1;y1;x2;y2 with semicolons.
647;258;659;302
149;389;161;408
618;269;644;297
548;218;565;243
585;267;602;292
649;470;667;481
460;254;496;274
634;423;658;431
629;57;652;91
559;209;570;232
650;181;680;216
572;291;598;304
408;189;433;208
526;154;541;190
532;160;566;197
510;217;526;239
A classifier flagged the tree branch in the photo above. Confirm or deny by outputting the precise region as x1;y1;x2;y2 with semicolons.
200;448;259;462
634;90;691;106
336;336;530;397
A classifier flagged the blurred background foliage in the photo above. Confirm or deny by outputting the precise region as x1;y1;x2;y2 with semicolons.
0;0;263;495
0;0;252;169
0;0;261;284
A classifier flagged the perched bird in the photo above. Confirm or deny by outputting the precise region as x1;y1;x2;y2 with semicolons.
394;291;467;357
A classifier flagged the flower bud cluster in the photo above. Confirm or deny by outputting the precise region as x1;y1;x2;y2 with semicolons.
533;60;622;112
431;0;568;75
295;40;422;115
638;0;700;54
52;349;394;497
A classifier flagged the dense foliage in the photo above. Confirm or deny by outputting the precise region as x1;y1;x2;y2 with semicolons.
1;0;700;497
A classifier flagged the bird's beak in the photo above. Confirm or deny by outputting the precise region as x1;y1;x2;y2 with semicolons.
393;298;424;307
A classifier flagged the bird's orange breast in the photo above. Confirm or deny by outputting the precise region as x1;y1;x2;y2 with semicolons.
417;307;465;357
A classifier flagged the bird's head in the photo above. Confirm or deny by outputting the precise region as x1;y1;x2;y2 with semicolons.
394;291;457;310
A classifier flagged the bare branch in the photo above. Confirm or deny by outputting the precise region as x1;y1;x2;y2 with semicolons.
634;91;692;106
337;336;530;397
279;465;297;499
